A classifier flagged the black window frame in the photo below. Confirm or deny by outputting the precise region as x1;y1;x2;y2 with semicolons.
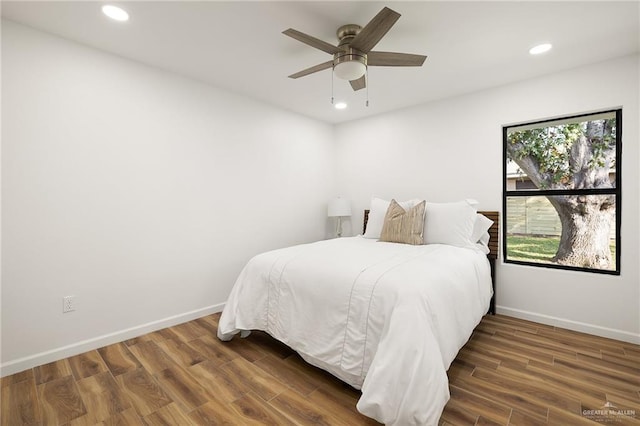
502;108;622;275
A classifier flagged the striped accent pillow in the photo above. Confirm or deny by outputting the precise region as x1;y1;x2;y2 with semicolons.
379;199;426;245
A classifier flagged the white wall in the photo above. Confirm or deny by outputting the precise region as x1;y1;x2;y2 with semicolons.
335;55;640;343
2;20;638;378
1;20;336;375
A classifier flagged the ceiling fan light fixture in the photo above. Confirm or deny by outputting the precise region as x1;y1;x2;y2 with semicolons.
334;60;366;81
334;102;347;110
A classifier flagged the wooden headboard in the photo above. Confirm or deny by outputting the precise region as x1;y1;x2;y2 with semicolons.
479;211;499;260
363;209;500;259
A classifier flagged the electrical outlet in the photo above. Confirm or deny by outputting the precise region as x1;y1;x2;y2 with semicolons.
63;296;76;313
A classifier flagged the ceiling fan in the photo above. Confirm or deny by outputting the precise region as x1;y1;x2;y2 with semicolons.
283;7;427;91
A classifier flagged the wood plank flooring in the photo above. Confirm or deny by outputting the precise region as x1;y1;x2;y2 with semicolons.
2;314;638;425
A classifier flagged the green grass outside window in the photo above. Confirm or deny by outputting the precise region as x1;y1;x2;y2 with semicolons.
506;235;616;269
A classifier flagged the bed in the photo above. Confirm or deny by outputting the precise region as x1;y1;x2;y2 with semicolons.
218;204;499;425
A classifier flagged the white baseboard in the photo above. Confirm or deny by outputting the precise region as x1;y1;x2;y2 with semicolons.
0;303;225;377
496;305;640;344
5;303;636;377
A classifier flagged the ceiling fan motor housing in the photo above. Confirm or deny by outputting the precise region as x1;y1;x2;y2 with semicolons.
334;24;367;78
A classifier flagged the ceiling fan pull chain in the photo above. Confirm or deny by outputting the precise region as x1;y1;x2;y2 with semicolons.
366;67;369;107
331;66;335;105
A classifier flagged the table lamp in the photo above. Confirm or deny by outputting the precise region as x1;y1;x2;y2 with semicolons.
328;197;352;237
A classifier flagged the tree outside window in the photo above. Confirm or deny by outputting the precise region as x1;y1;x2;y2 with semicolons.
503;109;621;274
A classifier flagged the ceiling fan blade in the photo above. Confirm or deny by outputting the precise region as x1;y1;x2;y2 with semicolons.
288;60;334;79
368;51;427;67
349;7;401;53
350;75;366;91
283;29;342;55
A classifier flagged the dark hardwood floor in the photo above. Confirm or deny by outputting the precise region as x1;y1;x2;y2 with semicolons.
2;313;639;425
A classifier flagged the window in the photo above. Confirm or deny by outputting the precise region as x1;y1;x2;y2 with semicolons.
503;109;621;274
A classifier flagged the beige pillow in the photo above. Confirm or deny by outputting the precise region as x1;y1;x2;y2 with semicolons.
379;199;426;245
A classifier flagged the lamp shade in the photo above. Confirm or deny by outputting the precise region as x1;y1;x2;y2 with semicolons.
328;197;352;217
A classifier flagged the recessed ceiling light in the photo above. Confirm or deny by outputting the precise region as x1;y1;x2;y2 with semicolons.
529;43;552;55
102;5;129;22
334;102;347;110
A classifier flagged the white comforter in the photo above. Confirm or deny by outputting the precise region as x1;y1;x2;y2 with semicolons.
217;236;492;425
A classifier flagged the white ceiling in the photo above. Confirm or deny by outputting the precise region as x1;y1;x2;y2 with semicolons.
2;1;639;124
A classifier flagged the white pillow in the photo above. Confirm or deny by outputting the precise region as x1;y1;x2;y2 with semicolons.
471;214;494;243
364;197;423;239
424;200;477;247
475;231;491;254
